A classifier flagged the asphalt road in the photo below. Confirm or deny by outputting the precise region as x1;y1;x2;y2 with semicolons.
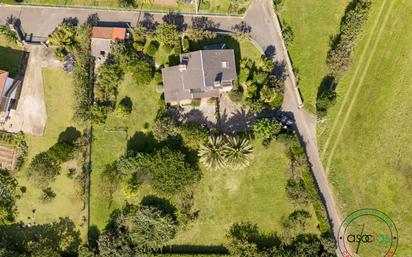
0;0;342;240
244;0;342;239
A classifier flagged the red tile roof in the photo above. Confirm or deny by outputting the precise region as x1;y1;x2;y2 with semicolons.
91;27;126;40
0;70;8;96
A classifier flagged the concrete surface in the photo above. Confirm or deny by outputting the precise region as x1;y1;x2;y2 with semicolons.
1;45;60;136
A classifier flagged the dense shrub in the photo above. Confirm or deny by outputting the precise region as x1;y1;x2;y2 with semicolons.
182;37;190;52
284;210;311;230
99;204;177;255
41;187;56;202
48;24;78;53
155;24;180;47
27;152;61;187
91;105;108;124
281;20;294;47
179;123;208;149
152;117;179;141
118;0;136;7
152;71;163;84
185;28;216;42
47;142;75;162
316;88;337;117
0;170;18;224
285;178;310;205
253;118;282;144
72;24;92;122
95;62;124;102
130;59;154;86
226;222;334;256
144;41;159;57
229;85;244;103
238;68;250;84
116;96;133;116
199;0;210;10
145;148;200;195
326;0;371;77
254;71;268;85
0;25;18;43
273;0;284;11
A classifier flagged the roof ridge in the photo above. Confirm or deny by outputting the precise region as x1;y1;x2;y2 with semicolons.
199;50;206;88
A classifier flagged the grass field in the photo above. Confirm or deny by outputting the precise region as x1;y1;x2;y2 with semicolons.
317;0;412;255
0;35;23;77
172;141;319;245
278;0;349;112
90;75;160;229
199;0;250;15
15;68;87;238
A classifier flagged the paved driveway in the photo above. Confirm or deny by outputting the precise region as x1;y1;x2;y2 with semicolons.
2;45;59;136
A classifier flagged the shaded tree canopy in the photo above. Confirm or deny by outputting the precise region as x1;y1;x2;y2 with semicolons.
98;204;177;256
0;170;18;224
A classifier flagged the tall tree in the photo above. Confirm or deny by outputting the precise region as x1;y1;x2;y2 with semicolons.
155;24;180;47
98;204;177;256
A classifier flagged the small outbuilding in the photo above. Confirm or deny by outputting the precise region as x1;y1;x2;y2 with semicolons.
90;26;127;60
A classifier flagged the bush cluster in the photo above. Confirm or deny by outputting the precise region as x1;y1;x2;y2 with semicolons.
27;141;75;188
326;0;371;77
317;0;371;117
238;57;286;113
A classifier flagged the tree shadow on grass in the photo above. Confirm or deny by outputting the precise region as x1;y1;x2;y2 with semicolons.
88;225;100;250
228;222;282;250
0;217;81;256
127;131;157;153
0;46;24;78
58;126;81;145
126;131;199;169
140;195;178;220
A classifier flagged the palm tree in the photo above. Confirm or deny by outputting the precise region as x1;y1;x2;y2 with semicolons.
224;136;253;169
198;135;227;170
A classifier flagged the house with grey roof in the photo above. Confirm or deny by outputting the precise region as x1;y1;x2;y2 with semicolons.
162;49;237;105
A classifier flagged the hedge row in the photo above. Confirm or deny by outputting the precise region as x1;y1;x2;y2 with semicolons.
326;0;371;77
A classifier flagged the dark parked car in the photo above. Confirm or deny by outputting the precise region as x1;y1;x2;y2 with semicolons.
276;114;294;127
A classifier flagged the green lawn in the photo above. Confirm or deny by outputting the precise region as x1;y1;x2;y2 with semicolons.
172;141;320;245
90;75;160;229
0;35;23;77
89;36;322;244
15;68;87;238
278;0;349;112
317;0;412;255
199;0;250;15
